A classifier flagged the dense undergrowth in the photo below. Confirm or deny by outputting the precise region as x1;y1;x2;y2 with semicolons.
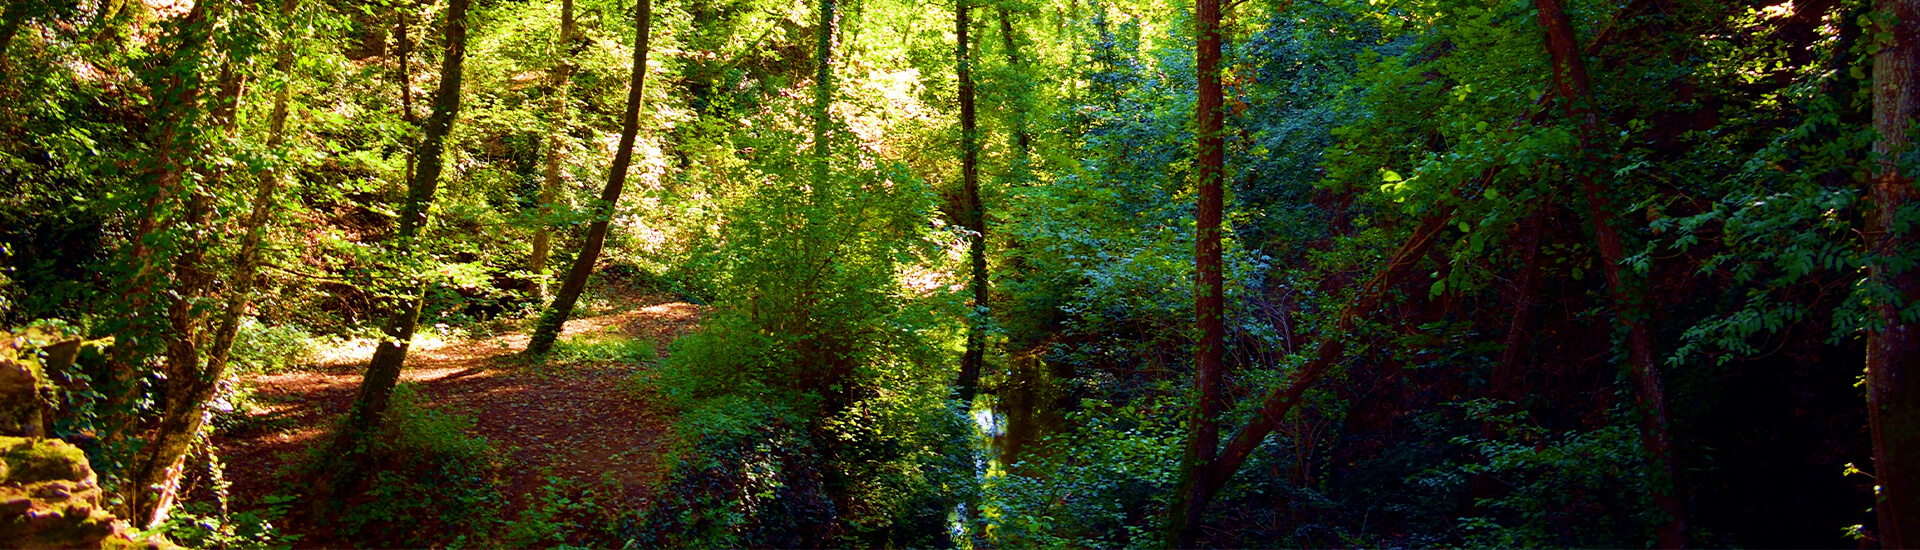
4;0;1917;546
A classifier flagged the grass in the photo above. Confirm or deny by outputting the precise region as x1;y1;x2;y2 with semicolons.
545;333;658;367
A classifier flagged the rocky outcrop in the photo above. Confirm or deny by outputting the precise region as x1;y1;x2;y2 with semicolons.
1;328;164;549
0;436;132;548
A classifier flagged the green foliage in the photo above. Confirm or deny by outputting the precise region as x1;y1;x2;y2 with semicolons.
228;319;320;375
545;332;656;366
497;472;632;547
631;397;840;547
980;395;1184;548
151;495;302;550
0;0;1904;545
324;383;502;548
1419;400;1658;548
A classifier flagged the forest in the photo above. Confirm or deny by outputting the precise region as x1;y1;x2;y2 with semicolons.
1;0;1918;546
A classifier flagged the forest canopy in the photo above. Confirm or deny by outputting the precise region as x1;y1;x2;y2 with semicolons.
0;0;1917;547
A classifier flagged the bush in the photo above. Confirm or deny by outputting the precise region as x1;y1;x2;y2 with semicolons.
979;395;1184;549
545;333;656;367
322;384;503;548
152;495;302;550
630;397;840;547
229;319;317;374
496;473;630;548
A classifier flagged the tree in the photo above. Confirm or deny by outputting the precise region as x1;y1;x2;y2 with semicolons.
524;0;654;356
100;0;226;445
397;0;417;182
953;0;988;405
127;0;302;526
1867;0;1920;545
332;0;471;457
1533;0;1685;545
528;0;582;303
1168;0;1227;544
811;0;837;188
995;4;1030;158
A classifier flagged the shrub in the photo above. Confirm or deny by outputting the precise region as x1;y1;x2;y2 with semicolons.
629;397;839;547
545;333;656;367
151;495;302;550
229;319;317;374
322;384;503;548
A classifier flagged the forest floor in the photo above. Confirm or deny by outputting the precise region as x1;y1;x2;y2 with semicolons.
198;284;704;542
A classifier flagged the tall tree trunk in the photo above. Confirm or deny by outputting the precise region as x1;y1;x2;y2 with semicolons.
1168;0;1227;542
997;6;1031;158
333;0;469;456
1533;0;1686;546
130;56;247;530
127;0;301;527
954;0;988;406
398;2;416;183
810;0;837;189
1868;0;1920;546
524;0;653;356
1492;209;1546;400
529;0;579;303
103;0;219;445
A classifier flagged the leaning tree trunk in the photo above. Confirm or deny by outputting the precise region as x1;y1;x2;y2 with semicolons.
529;0;580;303
953;0;988;405
128;0;300;527
1492;209;1547;400
129;60;247;527
101;0;220;445
1166;0;1227;544
523;0;653;356
1867;0;1920;546
332;0;470;458
1162;4;1649;533
1533;0;1686;546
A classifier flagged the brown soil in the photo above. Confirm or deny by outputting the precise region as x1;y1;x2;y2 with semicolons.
200;288;704;544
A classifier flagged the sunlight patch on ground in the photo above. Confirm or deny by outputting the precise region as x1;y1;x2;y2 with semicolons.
307;302;700;372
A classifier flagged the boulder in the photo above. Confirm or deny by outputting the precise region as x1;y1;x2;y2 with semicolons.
0;436;127;548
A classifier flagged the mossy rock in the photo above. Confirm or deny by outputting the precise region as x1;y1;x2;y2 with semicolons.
1;330;80;438
0;436;129;549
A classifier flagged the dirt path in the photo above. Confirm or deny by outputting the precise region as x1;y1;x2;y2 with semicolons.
204;289;703;538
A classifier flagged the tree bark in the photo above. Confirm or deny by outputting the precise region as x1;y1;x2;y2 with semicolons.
126;0;302;527
810;0;837;189
1868;0;1920;546
1168;0;1227;542
954;0;988;406
997;6;1031;157
1200;210;1456;503
524;0;653;356
529;0;579;303
102;0;221;445
1492;209;1546;400
398;1;417;182
334;0;469;455
1533;0;1686;546
129;57;247;530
